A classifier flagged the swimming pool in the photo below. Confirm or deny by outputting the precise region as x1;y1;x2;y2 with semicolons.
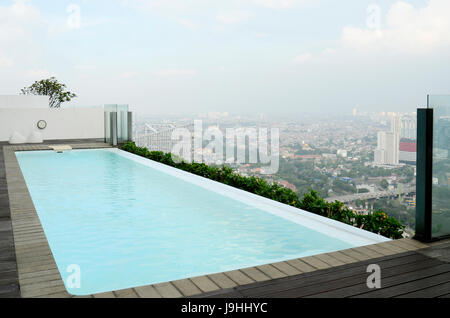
15;148;389;295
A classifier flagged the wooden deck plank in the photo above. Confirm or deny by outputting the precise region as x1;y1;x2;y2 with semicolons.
300;256;332;270
223;270;254;286
270;262;302;276
134;285;161;298
286;259;315;273
172;279;202;296
195;250;446;299
240;267;271;282
313;262;449;298
153;282;183;298
230;253;421;297
314;253;346;266
113;288;139;298
190;276;220;293
396;280;450;298
208;273;238;289
339;249;372;261
256;264;287;279
330;251;363;263
0;145;20;298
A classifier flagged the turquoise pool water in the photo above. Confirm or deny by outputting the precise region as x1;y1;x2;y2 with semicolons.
16;149;356;296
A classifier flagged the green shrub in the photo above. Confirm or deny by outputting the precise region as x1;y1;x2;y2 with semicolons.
122;142;405;239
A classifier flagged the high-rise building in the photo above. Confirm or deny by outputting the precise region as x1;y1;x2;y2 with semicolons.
400;116;417;140
374;115;400;165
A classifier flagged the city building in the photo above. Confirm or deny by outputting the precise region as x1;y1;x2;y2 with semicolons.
374;115;401;165
400;116;417;139
337;149;348;158
374;131;400;165
399;141;417;164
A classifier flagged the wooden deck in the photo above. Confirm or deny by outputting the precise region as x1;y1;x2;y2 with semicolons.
0;143;20;298
197;241;450;298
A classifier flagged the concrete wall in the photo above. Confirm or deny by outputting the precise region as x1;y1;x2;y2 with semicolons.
0;95;50;109
0;108;105;142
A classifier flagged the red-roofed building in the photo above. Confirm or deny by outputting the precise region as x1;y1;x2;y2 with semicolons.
399;141;417;164
278;180;297;192
400;142;417;152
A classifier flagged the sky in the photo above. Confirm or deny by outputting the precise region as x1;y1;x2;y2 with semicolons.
0;0;449;116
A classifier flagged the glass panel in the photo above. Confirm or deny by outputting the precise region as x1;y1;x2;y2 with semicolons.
104;104;117;144
104;104;130;143
117;104;129;143
429;95;450;238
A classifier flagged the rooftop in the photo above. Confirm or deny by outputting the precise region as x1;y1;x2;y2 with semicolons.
1;141;449;298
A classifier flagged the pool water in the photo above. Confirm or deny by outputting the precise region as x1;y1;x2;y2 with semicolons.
16;149;378;295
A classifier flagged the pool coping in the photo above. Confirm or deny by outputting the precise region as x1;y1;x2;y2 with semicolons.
2;144;432;298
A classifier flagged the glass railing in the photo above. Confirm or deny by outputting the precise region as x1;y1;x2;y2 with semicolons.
104;104;130;144
428;95;450;238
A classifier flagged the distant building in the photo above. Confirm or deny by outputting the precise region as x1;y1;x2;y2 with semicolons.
295;154;322;160
374;131;399;165
374;115;401;165
399;141;417;164
337;149;348;158
322;153;337;159
278;180;297;192
357;184;375;193
400;116;417;139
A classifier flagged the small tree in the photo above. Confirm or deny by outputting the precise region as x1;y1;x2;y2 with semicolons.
381;179;389;189
21;77;77;108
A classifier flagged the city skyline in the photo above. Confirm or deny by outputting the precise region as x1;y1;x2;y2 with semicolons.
0;0;449;115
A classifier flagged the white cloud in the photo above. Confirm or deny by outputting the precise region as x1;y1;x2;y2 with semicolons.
177;18;199;30
292;53;312;63
322;48;336;55
249;0;310;10
341;0;450;54
0;0;43;72
217;10;252;24
155;69;197;77
25;69;57;79
0;0;40;42
120;71;138;79
123;0;313;10
0;55;14;68
121;0;210;11
74;64;96;71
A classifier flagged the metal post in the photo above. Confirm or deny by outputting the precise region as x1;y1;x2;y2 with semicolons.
104;112;109;144
415;108;433;242
127;112;133;142
111;112;118;146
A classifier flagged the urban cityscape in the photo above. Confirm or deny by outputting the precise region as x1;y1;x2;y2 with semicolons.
133;109;421;236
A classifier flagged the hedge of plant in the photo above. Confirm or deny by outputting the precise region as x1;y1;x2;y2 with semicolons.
122;142;405;239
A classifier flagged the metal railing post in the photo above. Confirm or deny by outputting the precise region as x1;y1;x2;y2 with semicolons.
127;112;133;142
111;112;118;146
415;108;433;242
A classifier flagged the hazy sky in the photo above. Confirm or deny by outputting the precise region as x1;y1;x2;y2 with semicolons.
1;0;449;115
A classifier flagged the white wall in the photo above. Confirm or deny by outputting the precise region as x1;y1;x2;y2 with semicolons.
0;108;105;142
0;95;50;109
